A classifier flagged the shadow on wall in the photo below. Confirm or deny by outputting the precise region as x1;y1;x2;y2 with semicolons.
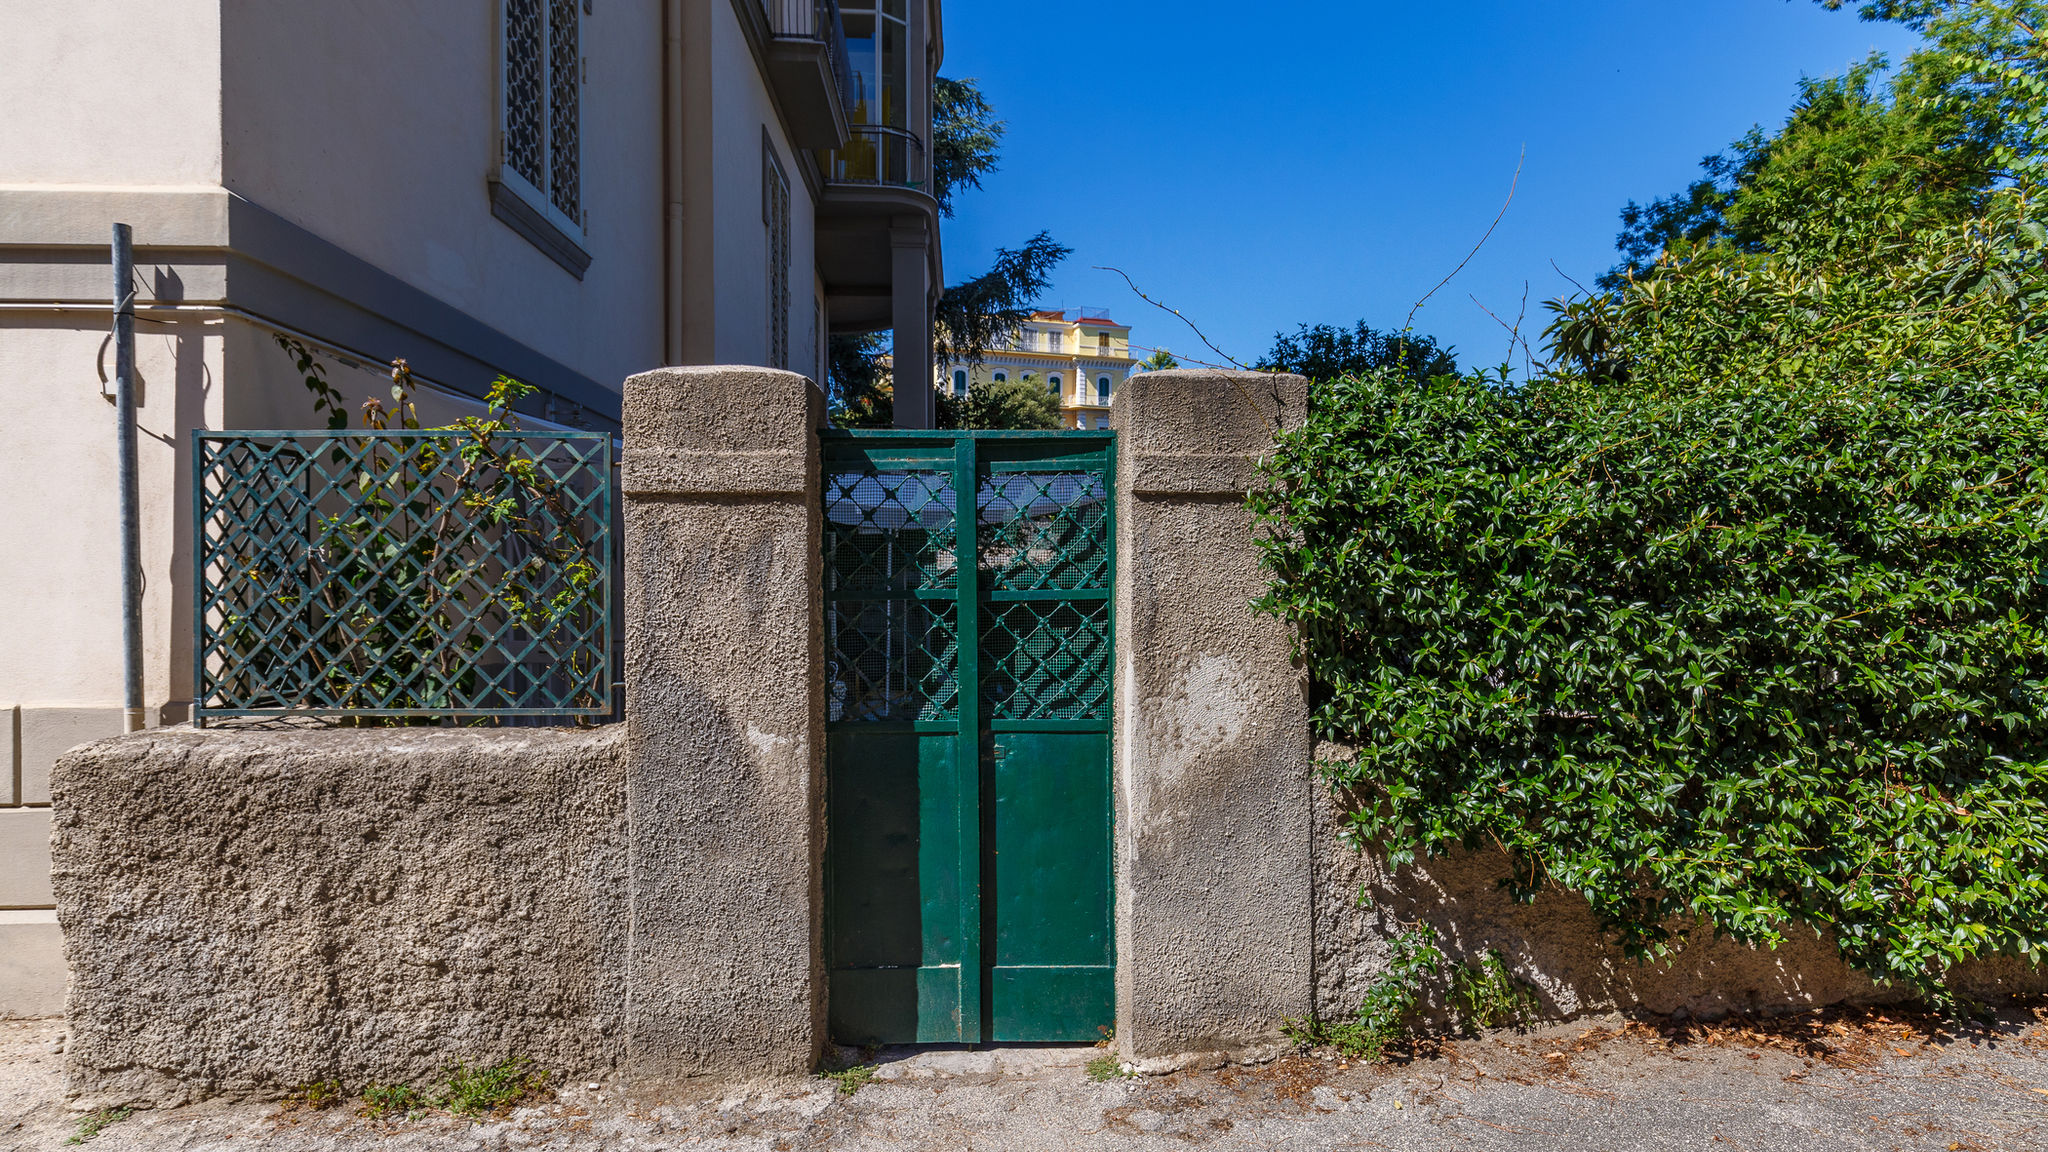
1310;745;2048;1024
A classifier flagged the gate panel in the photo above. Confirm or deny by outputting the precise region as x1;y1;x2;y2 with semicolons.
824;431;1113;1046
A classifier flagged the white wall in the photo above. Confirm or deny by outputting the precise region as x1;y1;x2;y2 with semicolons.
0;0;223;187
218;0;668;393
707;0;819;374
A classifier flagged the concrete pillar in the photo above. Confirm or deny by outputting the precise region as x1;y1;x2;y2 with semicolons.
619;366;825;1081
1111;369;1314;1068
890;217;933;429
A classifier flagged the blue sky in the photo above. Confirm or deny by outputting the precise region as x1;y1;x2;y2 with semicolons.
936;0;1925;374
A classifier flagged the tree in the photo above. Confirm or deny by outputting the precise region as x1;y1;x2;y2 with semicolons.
1603;0;2045;285
933;232;1072;369
1256;321;1457;384
936;375;1062;430
1140;348;1179;371
932;77;1004;218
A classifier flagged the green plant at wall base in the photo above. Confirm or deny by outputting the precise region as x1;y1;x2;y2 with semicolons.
435;1058;550;1118
1285;928;1447;1061
242;336;605;720
1448;950;1541;1031
65;1106;131;1145
359;1082;423;1121
821;1063;877;1096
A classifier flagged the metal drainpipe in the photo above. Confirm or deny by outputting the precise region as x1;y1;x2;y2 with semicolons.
111;224;145;733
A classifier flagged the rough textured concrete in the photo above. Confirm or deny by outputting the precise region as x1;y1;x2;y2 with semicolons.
620;366;826;1083
1112;369;1313;1068
9;1007;2048;1150
50;725;628;1108
1313;742;2048;1023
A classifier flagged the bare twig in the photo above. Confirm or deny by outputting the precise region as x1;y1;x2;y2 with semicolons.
1095;265;1248;370
1406;147;1526;332
1468;285;1541;376
1549;258;1593;299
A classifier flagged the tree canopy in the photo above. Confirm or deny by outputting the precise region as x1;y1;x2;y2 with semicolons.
1256;321;1457;384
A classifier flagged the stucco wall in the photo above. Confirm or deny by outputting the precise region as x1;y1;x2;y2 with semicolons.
219;0;666;394
1311;741;2048;1023
53;726;629;1108
0;0;223;186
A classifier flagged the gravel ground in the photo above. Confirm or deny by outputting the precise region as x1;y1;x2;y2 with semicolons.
5;1005;2048;1151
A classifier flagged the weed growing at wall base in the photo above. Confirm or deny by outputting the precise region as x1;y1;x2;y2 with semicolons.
65;1107;130;1145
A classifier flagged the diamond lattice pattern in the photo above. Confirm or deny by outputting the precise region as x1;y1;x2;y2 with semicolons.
196;433;612;717
978;472;1109;591
981;599;1110;720
827;600;961;722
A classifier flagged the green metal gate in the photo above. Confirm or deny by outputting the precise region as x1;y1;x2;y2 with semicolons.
822;429;1114;1044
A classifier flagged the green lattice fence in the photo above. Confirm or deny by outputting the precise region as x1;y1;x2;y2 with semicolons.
192;429;614;723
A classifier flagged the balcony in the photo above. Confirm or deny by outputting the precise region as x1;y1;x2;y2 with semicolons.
825;124;929;194
767;0;855;150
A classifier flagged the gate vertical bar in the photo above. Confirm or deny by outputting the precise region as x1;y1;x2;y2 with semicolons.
952;433;984;1042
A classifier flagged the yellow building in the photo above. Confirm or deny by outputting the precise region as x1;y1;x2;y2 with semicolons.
939;309;1135;429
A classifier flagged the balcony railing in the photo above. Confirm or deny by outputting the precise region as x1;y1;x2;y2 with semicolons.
826;124;929;194
770;0;855;119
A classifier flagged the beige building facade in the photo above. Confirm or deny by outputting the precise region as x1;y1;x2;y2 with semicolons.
940;309;1135;429
0;0;944;1014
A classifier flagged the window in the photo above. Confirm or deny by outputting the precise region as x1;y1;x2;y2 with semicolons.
952;369;968;397
763;138;791;370
1048;373;1062;397
495;0;588;276
1048;331;1064;352
1096;376;1111;404
992;370;1007;383
1094;415;1109;429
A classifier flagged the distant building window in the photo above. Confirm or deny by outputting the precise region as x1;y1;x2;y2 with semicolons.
1096;376;1111;404
1095;414;1109;429
763;138;791;370
1048;331;1064;352
1048;373;1062;397
992;370;1007;383
953;368;968;396
502;0;582;227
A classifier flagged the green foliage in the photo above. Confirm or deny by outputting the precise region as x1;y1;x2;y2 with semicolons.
260;337;605;720
359;1082;422;1121
1609;0;2046;286
1448;950;1541;1030
932;76;1004;218
933;231;1073;369
1141;348;1180;371
1285;929;1446;1061
820;1063;878;1096
936;375;1064;430
1256;321;1457;384
1084;1054;1136;1082
283;1079;345;1111
436;1058;549;1118
65;1107;131;1145
1253;186;2048;996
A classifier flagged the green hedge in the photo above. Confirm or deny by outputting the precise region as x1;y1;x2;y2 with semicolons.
1250;365;2048;994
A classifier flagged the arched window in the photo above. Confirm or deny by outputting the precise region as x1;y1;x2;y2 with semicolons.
992;370;1007;383
1096;376;1111;404
953;368;968;397
1048;374;1062;397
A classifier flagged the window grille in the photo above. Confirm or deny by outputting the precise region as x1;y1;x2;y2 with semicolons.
764;140;792;370
503;0;582;226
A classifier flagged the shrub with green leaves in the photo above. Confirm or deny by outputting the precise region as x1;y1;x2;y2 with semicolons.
1252;178;2048;996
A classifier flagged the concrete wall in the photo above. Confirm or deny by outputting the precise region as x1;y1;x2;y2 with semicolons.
1111;369;1314;1071
53;726;629;1108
